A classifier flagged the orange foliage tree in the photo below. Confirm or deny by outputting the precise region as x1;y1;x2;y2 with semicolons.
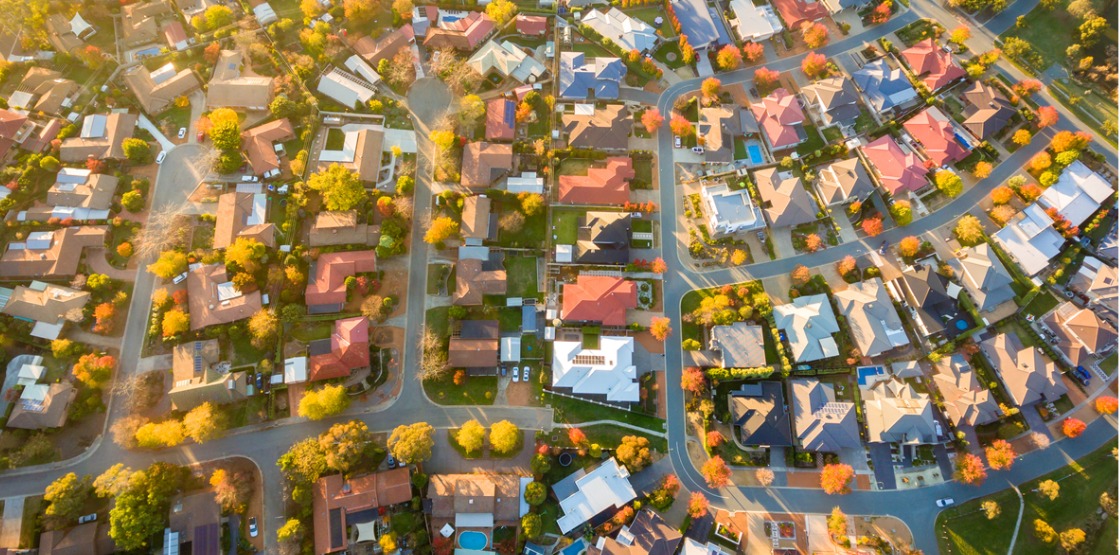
649;317;672;342
985;439;1016;470
743;42;765;62
1036;106;1059;128
670;113;695;137
861;216;884;236
802;23;829;48
1095;396;1119;415
1061;417;1086;438
681;367;706;394
715;44;742;70
899;236;921;258
641;108;664;134
700;456;732;487
801;51;827;78
955;453;987;485
820;463;854;494
687;492;710;517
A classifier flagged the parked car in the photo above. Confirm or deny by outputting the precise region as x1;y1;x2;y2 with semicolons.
522;366;530;382
156;151;167;164
172;272;188;285
674;136;682;148
500;367;507;376
387;455;397;469
1074;366;1092;386
512;368;520;383
177;127;186;139
249;517;258;537
197;130;205;142
78;513;97;524
936;498;955;507
878;241;888;255
241;175;259;182
691;146;704;154
255;373;263;390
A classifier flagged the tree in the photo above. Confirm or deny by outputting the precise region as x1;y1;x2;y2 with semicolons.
162;309;190;337
1034;519;1057;544
990;205;1017;225
650;258;667;274
899;236;922;258
109;463;187;551
791;264;811;285
200;4;234;29
530;454;551;476
1036;106;1059;128
743;42;764;62
121;190;144;212
343;0;379;24
954;215;984;245
669;113;694;137
756;468;775;486
209;120;241;154
650;317;672;342
277;438;328;488
489;420;520;455
687;492;710;517
802;22;828;48
801;51;827;78
380;532;398;554
973;161;993;179
319;420;373;474
72;353;115;389
954;453;987;485
1061;417;1087;438
985;439;1016;470
861;216;884;236
94;464;135;498
121;138;152;165
44;473;93;526
148;250;188;279
731;249;748;265
1020;183;1043;201
524;481;547;505
1079;14;1107;46
135;420;186;448
616;436;652;472
681;367;706;394
827;507;847;538
499;211;525;233
1050;131;1091;153
837;255;857;276
1095;396;1119;414
716;45;742;71
891;200;913;225
521;513;542;539
1067;0;1095;17
225;237;266;275
388;422;435;463
949;25;971;44
1038;479;1060;500
247;309;280;350
641;108;664;133
93;302;116;334
700;456;732;487
519;193;545;216
458;94;486;130
183;402;225;444
1029;432;1051;450
309;164;366;211
298;384;351;420
277;518;302;544
424;216;460;246
210;468;251;514
1059;528;1086;552
485;0;518;25
754;68;780;92
820;464;854;494
934;170;963;197
991;185;1014;204
701;77;723;105
982;500;1001;519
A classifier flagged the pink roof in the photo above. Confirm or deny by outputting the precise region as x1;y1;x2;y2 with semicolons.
771;0;829;29
557;157;634;205
562;275;637;326
516;15;548;35
306;250;378;307
163;21;187;48
901;39;966;91
310;317;371;381
749;88;806;151
443;11;495;49
903;107;970;166
863;136;929;194
485;98;516;141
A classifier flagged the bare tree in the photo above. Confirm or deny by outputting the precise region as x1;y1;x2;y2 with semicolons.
384;47;417;90
112;371;164;413
133;202;194;260
418;328;449;381
1029;432;1051;450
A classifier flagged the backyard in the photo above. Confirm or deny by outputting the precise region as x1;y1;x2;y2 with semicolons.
552;208;584;245
505;255;540;298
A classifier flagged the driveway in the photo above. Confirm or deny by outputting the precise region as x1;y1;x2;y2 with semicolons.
867;443;897;490
138;113;175;153
932;444;955;480
0;496;24;549
771;228;797;259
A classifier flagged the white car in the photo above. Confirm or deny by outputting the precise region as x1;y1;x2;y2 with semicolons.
78;513;97;524
936;498;955;507
241;175;259;182
177;127;187;139
156;151;167;164
522;366;530;382
249;517;258;537
512;368;520;383
674;136;682;148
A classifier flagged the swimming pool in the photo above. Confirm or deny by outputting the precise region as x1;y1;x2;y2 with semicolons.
459;531;488;550
747;143;764;165
558;538;587;555
856;365;885;386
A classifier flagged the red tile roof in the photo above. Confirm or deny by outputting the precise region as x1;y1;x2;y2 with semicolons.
312;469;412;555
516;14;548;35
750;88;806;151
310;316;370;381
562;275;637;326
485;98;516;141
901;39;966;91
305;250;377;307
903;107;970;166
557;156;634;205
862;135;929;195
771;0;829;29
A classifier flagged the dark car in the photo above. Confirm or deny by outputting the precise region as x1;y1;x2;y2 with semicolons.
255;373;263;390
1074;366;1092;386
387;455;398;469
878;241;888;254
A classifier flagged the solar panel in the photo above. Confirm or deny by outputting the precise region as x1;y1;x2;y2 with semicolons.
573;355;605;365
504;101;516;127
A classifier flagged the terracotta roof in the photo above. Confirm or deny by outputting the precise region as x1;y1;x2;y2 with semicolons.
861;135;928;194
0;226;107;278
561;104;631;150
903;107;969;166
901;38;966;91
60;112;138;162
122;63;201;114
353;25;415;66
1;282;89;325
309;210;379;247
460;142;513;189
558;156;633;205
186;264;263;330
590;510;683;555
429;473;523;524
770;0;828;29
453;257;507;305
163;20;187;49
39;522;116;555
749;88;806;151
214;192;276;249
448;337;500;368
562;275;637;326
306;250;378;308
242;118;295;175
1042;301;1118;366
485;98;516;141
313;469;412;555
424;12;495;50
310;316;371;381
516;14;549;35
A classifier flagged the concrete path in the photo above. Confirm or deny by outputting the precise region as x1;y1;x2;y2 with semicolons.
0;496;24;549
833;213;859;243
138;114;175;153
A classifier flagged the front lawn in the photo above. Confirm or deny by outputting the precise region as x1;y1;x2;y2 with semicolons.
1021;290;1059;318
795;123;826;157
547;423;668;453
1100;353;1117;376
424;374;497;405
552;208;583;245
652;41;687;69
289;320;334;342
548;393;666;433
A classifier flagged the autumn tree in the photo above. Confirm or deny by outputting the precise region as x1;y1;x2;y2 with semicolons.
1012;129;1032;145
681;367;706;395
973;161;993;179
1050;130;1091;152
804;234;823;252
715;45;742;71
388;422;435;463
802;23;829;48
44;473;93;526
701;77;723;105
801;51;827;78
94;464;135;498
754;68;780;93
135;420;187;448
247;309;280;350
891;200;913;225
791;264;811;285
949;25;971;44
308;164;365;211
298;384;351;420
820;463;854;494
701;456;732;487
743;42;764;62
1036;105;1059;128
982;500;1001;519
899;236;922;258
183;402;225;444
756;468;775;486
990;205;1017;225
649;317;672;342
458;94;486;131
837;255;857;276
521;513;542;539
72;354;115;389
954;453;987;485
343;0;379;24
319;420;374;474
524;481;547;505
1095;396;1119;414
954;215;985;245
985;439;1016;470
489;420;521;455
641;108;664;133
1061;417;1086;438
670;113;694;137
1059;528;1086;552
934;170;963;197
687;492;710;518
616;436;652;472
424;216;460;246
162;308;190;338
1039;479;1060;500
148;250;188;279
827;507;847;538
210;468;252;514
731;249;748;265
991;185;1014;204
861;216;884;236
651;258;668;274
484;0;518;25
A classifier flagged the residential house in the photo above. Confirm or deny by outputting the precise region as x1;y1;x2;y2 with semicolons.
789;378;862;451
163;20;188;51
960;81;1016;140
0;281;88;340
6;378;76;429
862;375;938;444
699;181;766;235
861;135;928;195
517;14;549;35
750;88;807;151
932;353;1001;428
553;458;637;534
754;167;817;228
448;320;500;374
901;38;966;91
45;13;93;53
0;110;36;160
123;63;201;114
316;125;384;182
454;255;508;305
1041;302;1117;367
0;227;107;278
730;381;793;447
1068;256;1117;319
352;25;415;67
773;294;840;362
672;0;727;48
833;278;908;357
569;211;630;264
581;8;657;53
1039;160;1113;227
318;67;377;109
903;107;970;166
589;510;682;555
506;172;545;194
38;522;116;555
559;52;626;100
60;112;139;162
242;118;295;178
801;77;862;131
309;316;371;381
461;195;493;245
428;473;527;537
121;0;171;46
815;157;873;205
486;98;517;141
312;469;412;555
851;59;919;114
709;322;767;368
991;203;1065;276
310;211;379;247
21;169;117;222
468;40;548;84
178;0;218;20
253;1;279;25
165;491;220;555
558;157;634;205
306;250;377;313
186;263;263;330
461;142;514;189
167;339;248;410
771;0;829;29
562;275;637;326
562;104;631;151
949;244;1016;312
10;68;77;114
896;263;958;337
214;192;275;249
728;0;783;42
423;11;495;51
207;49;274;111
981;332;1068;407
699;105;746;163
552;336;639;403
679;538;732;555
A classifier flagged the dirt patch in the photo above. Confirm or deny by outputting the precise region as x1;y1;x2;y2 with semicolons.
286;383;306;418
854;515;914;552
505;381;533;406
655;371;666;419
633;331;664;355
380;267;409;319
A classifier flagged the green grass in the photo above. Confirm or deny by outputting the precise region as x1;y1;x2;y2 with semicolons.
499;307;522;332
631;155;654;188
426;306;451;339
325;128;346;150
652;41;686;69
159;105;192;132
633;219;653;233
20;495;43;549
559;158;595;176
895;18;943;47
289;320;334;342
627;6;677;37
570;42;613;57
937;442;1119;555
1021;290;1060;318
230;334;270;367
424;374;497;405
822;126;843;143
1099;353;1117;376
505;255;539;298
795;123;826;157
549;393;666;432
427;263;450;296
1050;79;1119;145
552;208;583;245
548;423;668;453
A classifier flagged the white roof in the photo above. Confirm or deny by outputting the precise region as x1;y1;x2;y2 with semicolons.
17;363;45;386
247;193;268;226
728;0;783;42
557;458;636;533
20;383;49;402
774;293;841;362
216;281;243;302
467;40;547;84
317;68;376;108
992;203;1066;276
454;513;494;528
680;538;730;555
439;523;455;538
253;2;278;24
701;182;765;233
55;167;91;185
580;8;657;53
284;356;308;383
150;63;178;85
555;244;573;262
501;336;521;362
30;320;65;340
506;172;544;194
1039;160;1112;227
552;336;639;402
344;55;382;86
69;12;95;38
519;476;532;517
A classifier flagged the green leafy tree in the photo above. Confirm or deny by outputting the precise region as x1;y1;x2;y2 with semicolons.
44;473;93;526
489;420;520;455
209;120;242;152
277;438;328;487
523;481;546;505
890;200;913;226
122;138;152;164
388;422;435;464
109;463;187;551
521;513;542;539
308;164;366;211
456;420;486;454
298;384;351;420
530;454;551;475
121;190;144;212
39;155;60;172
269;95;299;119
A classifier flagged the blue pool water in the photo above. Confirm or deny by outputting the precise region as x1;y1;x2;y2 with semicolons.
747;144;764;165
955;319;969;331
559;539;588;555
856;366;885;386
459;531;488;550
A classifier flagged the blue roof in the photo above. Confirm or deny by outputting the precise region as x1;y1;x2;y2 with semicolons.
672;0;724;48
852;59;917;111
559;52;625;99
521;304;537;333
